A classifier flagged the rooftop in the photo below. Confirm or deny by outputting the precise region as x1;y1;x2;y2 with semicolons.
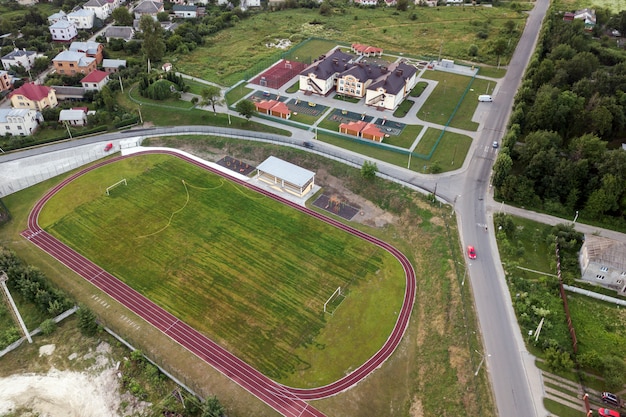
256;156;314;188
9;83;53;101
81;70;109;83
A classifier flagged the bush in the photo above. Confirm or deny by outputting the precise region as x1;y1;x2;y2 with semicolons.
40;318;57;335
77;305;99;336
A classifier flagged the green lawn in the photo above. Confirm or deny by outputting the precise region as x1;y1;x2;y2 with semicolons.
38;154;405;386
409;128;473;172
171;7;523;86
419;71;493;131
392;99;415;118
225;84;253;105
383;124;423;149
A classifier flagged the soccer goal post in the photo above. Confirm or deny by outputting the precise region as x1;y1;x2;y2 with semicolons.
324;286;343;314
106;178;127;196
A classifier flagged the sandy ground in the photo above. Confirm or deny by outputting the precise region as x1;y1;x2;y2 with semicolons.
0;343;127;417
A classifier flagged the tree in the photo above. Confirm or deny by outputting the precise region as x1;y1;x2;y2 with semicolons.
504;19;516;34
544;346;573;372
139;15;166;68
492;151;512;188
111;7;133;26
319;0;332;16
602;356;626;391
157;11;170;22
235;99;256;120
40;318;56;335
200;86;224;114
77;305;99;336
396;0;409;11
468;44;478;57
492;38;508;66
360;161;378;180
202;396;225;417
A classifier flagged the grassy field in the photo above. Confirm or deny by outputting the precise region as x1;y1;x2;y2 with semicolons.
420;71;494;131
172;7;526;86
38;154;405;386
411;127;472;171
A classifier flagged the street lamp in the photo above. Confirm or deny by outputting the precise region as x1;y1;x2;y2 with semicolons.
573;210;579;223
455;260;468;286
474;350;491;376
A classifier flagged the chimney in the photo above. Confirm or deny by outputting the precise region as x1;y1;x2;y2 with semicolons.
396;69;403;76
333;58;338;65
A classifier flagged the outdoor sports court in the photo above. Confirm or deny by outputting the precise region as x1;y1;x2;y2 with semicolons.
250;59;309;89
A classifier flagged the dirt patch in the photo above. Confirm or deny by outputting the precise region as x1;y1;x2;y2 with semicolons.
409;395;424;417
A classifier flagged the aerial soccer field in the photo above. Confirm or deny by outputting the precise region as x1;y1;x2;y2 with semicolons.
38;153;406;386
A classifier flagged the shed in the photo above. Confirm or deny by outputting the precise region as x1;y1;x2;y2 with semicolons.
255;156;315;197
59;108;88;126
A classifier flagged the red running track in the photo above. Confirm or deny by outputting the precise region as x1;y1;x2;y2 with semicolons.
21;150;416;416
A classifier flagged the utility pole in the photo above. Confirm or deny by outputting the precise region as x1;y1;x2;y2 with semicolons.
474;350;490;376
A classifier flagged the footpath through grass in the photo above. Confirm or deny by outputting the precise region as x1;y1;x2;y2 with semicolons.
39;154;405;385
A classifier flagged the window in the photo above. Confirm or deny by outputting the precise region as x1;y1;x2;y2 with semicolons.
17;126;22;130
5;126;9;130
600;266;609;272
69;63;74;67
621;271;626;276
596;275;605;280
618;280;623;284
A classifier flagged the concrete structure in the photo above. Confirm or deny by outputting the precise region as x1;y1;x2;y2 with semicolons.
52;51;97;76
134;1;164;20
172;4;197;18
9;83;57;111
579;235;626;294
0;108;42;136
50;20;78;42
81;70;109;91
105;26;134;42
67;8;96;29
1;49;41;71
59;108;88;126
69;41;104;64
102;58;127;73
254;99;291;119
255;156;315;197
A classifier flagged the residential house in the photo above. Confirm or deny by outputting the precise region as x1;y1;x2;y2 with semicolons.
579;235;626;294
81;70;109;91
384;0;397;5
9;83;57;111
563;12;575;21
52;51;97;76
67;8;96;29
339;120;384;142
162;62;172;72
1;49;41;71
299;48;355;96
59;108;88;126
354;0;378;6
254;100;291;119
0;70;12;93
365;62;417;110
102;58;127;73
84;0;112;20
240;0;261;9
0;109;43;136
134;1;164;20
105;26;134;42
172;4;197;18
69;41;104;64
48;10;67;25
574;8;596;31
50;20;78;42
336;62;391;99
351;43;383;57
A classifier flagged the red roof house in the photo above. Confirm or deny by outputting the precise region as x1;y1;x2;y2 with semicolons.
339;120;384;142
9;83;57;110
80;70;110;91
254;99;291;119
351;43;383;57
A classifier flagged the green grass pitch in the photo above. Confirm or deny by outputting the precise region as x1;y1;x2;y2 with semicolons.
39;154;406;385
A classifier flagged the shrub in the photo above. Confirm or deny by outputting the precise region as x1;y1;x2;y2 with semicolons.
40;318;57;335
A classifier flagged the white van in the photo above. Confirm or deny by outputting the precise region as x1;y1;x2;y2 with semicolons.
478;95;493;102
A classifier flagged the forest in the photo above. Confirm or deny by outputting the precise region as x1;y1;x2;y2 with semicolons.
493;7;626;230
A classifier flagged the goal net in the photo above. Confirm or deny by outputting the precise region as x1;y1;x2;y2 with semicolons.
106;178;127;196
323;286;346;315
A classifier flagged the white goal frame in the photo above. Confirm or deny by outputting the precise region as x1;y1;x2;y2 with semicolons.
106;178;127;195
323;286;344;314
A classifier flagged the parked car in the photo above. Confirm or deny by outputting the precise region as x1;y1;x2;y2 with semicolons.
598;408;620;417
492;141;499;148
602;392;620;407
467;245;476;259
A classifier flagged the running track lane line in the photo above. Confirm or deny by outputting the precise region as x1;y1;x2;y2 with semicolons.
21;150;416;415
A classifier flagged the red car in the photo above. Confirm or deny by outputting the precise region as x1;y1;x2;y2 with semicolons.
104;143;113;151
467;246;476;260
598;408;620;417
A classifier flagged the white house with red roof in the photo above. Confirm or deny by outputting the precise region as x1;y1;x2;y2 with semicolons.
9;83;58;111
81;70;110;91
